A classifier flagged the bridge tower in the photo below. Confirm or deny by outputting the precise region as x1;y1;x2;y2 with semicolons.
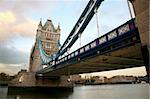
9;19;72;90
129;0;149;81
29;18;60;72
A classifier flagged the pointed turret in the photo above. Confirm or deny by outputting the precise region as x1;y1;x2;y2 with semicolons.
56;23;61;33
47;17;51;22
38;19;42;30
57;23;61;30
42;18;56;32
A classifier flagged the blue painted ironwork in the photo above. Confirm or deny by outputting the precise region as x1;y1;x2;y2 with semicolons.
53;19;137;66
37;0;104;65
55;0;104;60
37;0;139;73
37;18;140;74
38;36;56;64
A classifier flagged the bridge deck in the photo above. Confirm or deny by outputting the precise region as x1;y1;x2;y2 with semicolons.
36;19;144;77
39;43;143;76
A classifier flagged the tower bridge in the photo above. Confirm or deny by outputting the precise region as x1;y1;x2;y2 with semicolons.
35;0;149;79
37;18;144;77
9;0;149;92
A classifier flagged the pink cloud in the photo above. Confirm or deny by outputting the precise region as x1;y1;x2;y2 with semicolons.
0;11;38;41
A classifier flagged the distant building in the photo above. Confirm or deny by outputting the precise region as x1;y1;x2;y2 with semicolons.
107;75;136;84
29;18;61;72
91;76;106;84
70;75;84;84
137;76;148;83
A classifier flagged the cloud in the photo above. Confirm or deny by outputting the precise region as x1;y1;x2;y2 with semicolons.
0;11;37;42
12;18;38;37
0;0;55;74
0;0;61;42
0;11;16;23
0;43;29;64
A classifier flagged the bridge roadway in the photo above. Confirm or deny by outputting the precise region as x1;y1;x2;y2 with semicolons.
36;19;144;77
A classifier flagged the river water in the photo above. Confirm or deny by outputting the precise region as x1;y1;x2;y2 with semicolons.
0;84;149;99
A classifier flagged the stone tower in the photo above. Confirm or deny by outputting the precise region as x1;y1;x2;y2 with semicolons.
29;19;61;72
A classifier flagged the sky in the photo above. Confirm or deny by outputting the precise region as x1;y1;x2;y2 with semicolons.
0;0;146;77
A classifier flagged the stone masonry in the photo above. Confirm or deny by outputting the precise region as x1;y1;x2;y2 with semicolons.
29;19;60;72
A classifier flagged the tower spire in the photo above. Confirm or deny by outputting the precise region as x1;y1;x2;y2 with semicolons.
57;22;61;31
48;16;51;21
39;18;42;26
38;18;42;30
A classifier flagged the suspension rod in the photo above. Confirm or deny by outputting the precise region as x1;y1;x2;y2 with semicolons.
59;0;95;52
55;0;104;60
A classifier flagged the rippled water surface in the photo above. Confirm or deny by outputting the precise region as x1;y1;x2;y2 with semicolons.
0;84;149;99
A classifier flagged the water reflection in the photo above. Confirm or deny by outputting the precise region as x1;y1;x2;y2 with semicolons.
0;86;8;99
0;84;149;99
7;90;73;99
68;84;149;99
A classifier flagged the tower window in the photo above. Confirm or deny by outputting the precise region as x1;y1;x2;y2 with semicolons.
45;33;48;37
45;43;51;49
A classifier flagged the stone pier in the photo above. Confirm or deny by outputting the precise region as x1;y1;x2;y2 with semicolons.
8;72;73;93
129;0;149;82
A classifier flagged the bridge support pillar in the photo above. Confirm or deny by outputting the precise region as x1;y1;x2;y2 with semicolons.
8;72;73;94
129;0;149;82
141;46;149;83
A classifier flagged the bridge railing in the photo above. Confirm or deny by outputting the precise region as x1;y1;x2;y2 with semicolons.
52;18;137;66
37;18;139;74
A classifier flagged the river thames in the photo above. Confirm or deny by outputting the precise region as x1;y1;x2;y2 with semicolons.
0;84;149;99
